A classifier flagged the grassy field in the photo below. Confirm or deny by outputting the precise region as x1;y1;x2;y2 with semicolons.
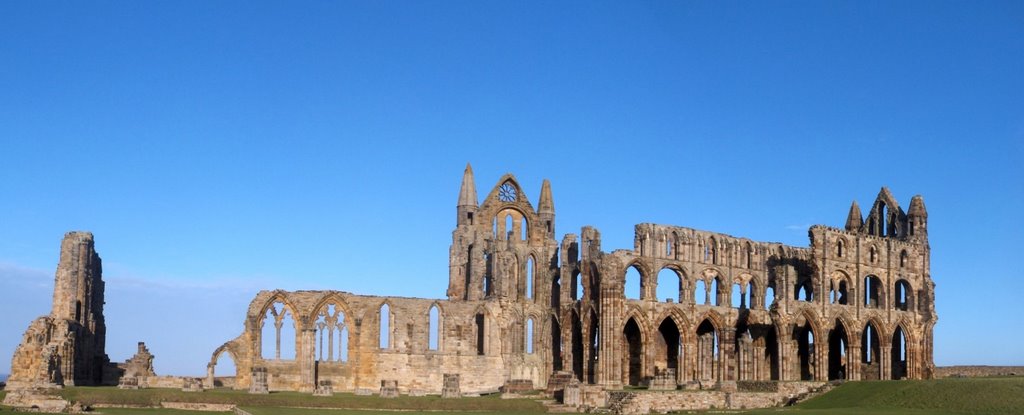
2;377;1022;414
56;387;546;414
745;377;1024;415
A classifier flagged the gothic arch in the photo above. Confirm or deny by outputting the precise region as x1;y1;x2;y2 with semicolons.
654;308;692;340
692;309;727;335
621;305;652;337
256;291;302;330
310;292;354;321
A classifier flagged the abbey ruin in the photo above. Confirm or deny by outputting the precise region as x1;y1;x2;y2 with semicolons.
6;165;937;409
207;165;936;394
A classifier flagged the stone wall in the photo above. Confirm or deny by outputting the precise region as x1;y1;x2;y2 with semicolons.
935;366;1024;378
5;232;115;397
208;169;936;398
608;382;823;414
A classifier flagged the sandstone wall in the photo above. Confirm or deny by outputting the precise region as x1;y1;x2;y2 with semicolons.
935;366;1024;378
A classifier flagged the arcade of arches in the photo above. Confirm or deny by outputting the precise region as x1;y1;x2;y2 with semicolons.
207;167;935;393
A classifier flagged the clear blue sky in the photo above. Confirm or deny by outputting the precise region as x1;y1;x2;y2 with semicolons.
1;2;1021;376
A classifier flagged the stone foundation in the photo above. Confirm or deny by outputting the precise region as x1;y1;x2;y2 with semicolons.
441;373;461;398
379;379;399;398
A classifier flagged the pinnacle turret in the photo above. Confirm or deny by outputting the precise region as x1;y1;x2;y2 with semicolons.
538;179;554;215
457;163;478;207
845;201;863;232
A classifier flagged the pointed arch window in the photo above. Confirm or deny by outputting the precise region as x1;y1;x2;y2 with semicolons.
428;305;440;351
379;303;391;349
315;303;349;362
525;256;535;300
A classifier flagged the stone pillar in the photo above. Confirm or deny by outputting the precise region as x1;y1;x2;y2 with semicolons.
206;363;215;389
299;328;315;392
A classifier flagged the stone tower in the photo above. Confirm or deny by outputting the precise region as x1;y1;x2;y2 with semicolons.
6;232;113;389
448;164;560;303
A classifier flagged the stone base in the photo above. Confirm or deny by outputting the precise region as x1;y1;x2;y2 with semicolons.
501;379;534;393
649;368;678;390
2;387;71;413
380;380;399;398
441;373;461;398
314;380;333;397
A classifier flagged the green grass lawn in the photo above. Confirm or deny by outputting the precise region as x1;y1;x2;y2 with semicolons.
742;377;1024;415
4;377;1021;415
57;387;546;413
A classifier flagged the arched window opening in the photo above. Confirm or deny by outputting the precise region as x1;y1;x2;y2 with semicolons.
743;281;753;308
624;265;642;300
837;240;844;258
475;313;486;355
710;278;720;306
731;283;743;308
828;321;849;380
656;268;680;302
862;323;881;380
864;275;882;308
900;250;908;268
795;323;815;381
657;318;681;374
696;320;719;382
492;217;498;238
746;244;754;269
623;318;643;386
765;285;775;310
379;303;391;349
314;304;348;362
212;352;236;387
880;202;888;236
525;256;534;300
551;316;563;371
428;305;440;351
869;246;877;263
261;302;296;360
505;214;514;240
526;318;535;354
521;217;528;241
891;327;908;379
894;280;911;311
695;280;708;305
665;236;673;257
484;253;493;297
797;280;813;302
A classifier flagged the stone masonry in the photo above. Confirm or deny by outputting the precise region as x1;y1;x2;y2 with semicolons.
206;165;936;397
5;232;118;397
